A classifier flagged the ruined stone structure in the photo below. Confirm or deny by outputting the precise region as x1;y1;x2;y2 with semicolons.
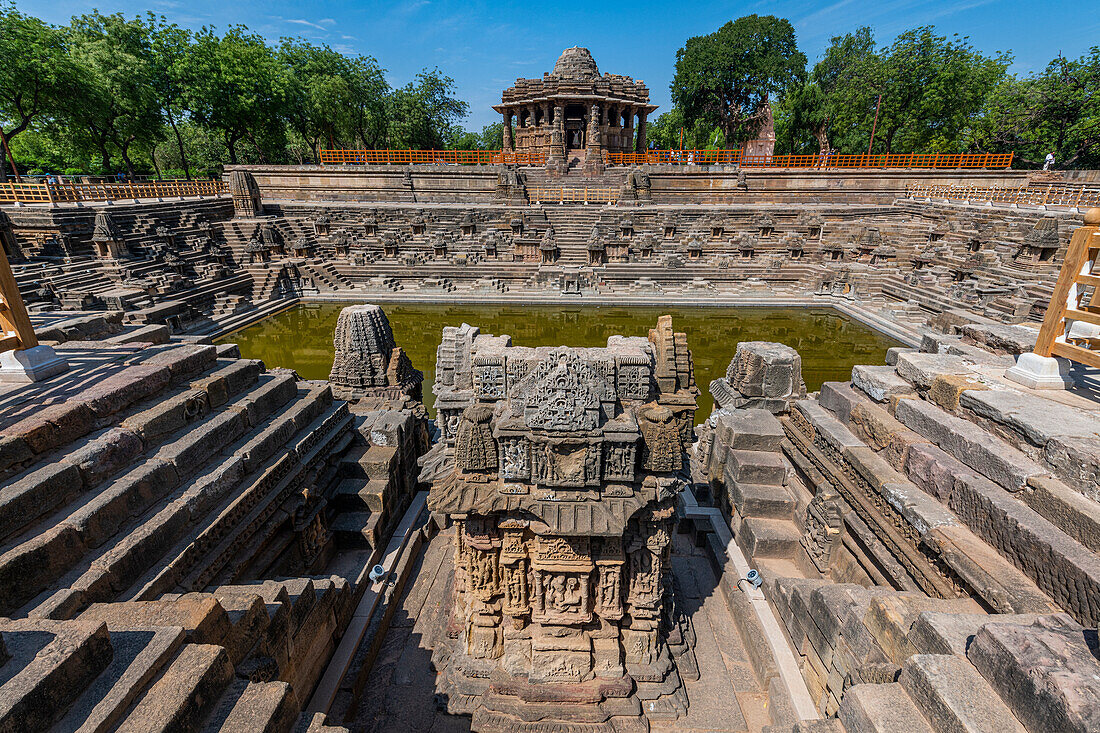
423;316;698;731
496;47;656;173
329;303;423;405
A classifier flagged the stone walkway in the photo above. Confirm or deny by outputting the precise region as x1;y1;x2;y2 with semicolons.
347;529;773;732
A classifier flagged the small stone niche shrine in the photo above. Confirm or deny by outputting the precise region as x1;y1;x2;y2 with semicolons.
423;315;699;732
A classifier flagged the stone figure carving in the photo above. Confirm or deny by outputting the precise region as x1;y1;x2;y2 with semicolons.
424;316;699;731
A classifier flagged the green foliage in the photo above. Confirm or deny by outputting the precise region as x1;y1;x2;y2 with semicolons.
671;15;807;145
970;49;1100;168
1;6;472;177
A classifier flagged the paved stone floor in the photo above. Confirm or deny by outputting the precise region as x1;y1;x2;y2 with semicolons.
349;528;770;732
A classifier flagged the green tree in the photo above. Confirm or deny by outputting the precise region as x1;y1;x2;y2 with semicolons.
811;27;1009;154
145;15;194;178
183;26;285;163
974;49;1100;168
66;11;164;177
0;2;77;179
387;69;468;149
670;15;807;146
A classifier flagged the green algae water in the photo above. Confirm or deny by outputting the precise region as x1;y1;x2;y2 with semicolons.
219;303;900;423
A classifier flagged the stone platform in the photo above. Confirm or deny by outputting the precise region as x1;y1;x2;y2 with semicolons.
348;528;773;732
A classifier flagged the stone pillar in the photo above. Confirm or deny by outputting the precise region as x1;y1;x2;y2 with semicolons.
583;104;605;175
502;110;513;152
546;106;567;175
636;111;648;154
623;107;635;154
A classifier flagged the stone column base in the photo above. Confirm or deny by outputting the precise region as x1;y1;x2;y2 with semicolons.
0;345;69;383
1005;352;1074;390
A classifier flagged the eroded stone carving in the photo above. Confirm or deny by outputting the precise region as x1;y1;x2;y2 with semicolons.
426;316;699;731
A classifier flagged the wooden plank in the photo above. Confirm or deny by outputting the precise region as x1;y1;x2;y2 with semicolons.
1065;308;1100;327
1051;341;1100;369
0;246;36;350
1033;225;1097;356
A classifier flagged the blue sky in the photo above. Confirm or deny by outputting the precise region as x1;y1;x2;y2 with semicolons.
19;0;1098;129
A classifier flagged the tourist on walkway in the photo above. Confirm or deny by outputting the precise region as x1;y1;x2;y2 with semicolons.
1044;152;1055;170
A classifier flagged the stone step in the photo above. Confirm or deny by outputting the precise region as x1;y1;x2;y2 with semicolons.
330;511;383;549
967;618;1100;733
894;397;1048;492
332;477;389;513
206;679;298;732
0;621;113;731
899;654;1026;733
55;626;187;733
339;444;397;481
837;683;934;733
9;378;333;620
114;643;234;733
739;517;802;560
728;481;795;520
723;449;787;487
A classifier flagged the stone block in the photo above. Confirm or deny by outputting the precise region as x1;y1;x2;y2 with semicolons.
900;653;1026;733
727;341;803;398
1043;436;1100;503
156;411;245;475
819;381;861;423
724;449;787;486
886;347;917;366
849;402;930;471
894;398;1047;491
65;459;180;548
113;643;234;733
79;365;172;418
838;683;934;733
907;611;1078;656
714;409;785;451
927;373;988;411
0;621;113;731
895;353;976;390
727;481;793;519
143;343;218;380
63;427;144;486
959;323;1037;355
740;517;801;559
1021;475;1100;553
959;389;1099;448
968;620;1100;733
852;365;915;403
0;401;97;454
0;462;84;541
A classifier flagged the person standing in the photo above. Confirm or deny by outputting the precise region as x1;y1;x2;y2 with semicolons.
1044;152;1055;170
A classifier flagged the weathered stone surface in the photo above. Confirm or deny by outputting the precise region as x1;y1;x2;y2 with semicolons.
0;462;84;541
907;611;1078;656
927;373;988;411
838;683;934;733
959;323;1037;355
900;653;1026;733
1022;475;1100;553
904;442;1100;626
79;365;172;418
712;341;806;413
968;620;1100;733
714;408;785;451
959;389;1099;447
895;398;1047;491
1043;436;1100;503
852;365;915;403
895;353;977;390
64;427;144;486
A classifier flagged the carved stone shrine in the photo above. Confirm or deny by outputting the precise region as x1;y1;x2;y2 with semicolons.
425;315;699;732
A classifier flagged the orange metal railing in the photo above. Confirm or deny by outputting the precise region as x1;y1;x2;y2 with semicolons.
318;149;547;166
907;182;1100;208
606;150;1014;169
0;179;226;205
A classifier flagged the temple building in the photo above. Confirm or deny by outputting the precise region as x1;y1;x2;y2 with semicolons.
496;47;657;171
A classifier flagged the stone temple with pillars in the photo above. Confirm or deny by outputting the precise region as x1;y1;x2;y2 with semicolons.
496;47;657;174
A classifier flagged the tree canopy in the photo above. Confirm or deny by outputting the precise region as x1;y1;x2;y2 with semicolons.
671;15;807;146
0;2;474;179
